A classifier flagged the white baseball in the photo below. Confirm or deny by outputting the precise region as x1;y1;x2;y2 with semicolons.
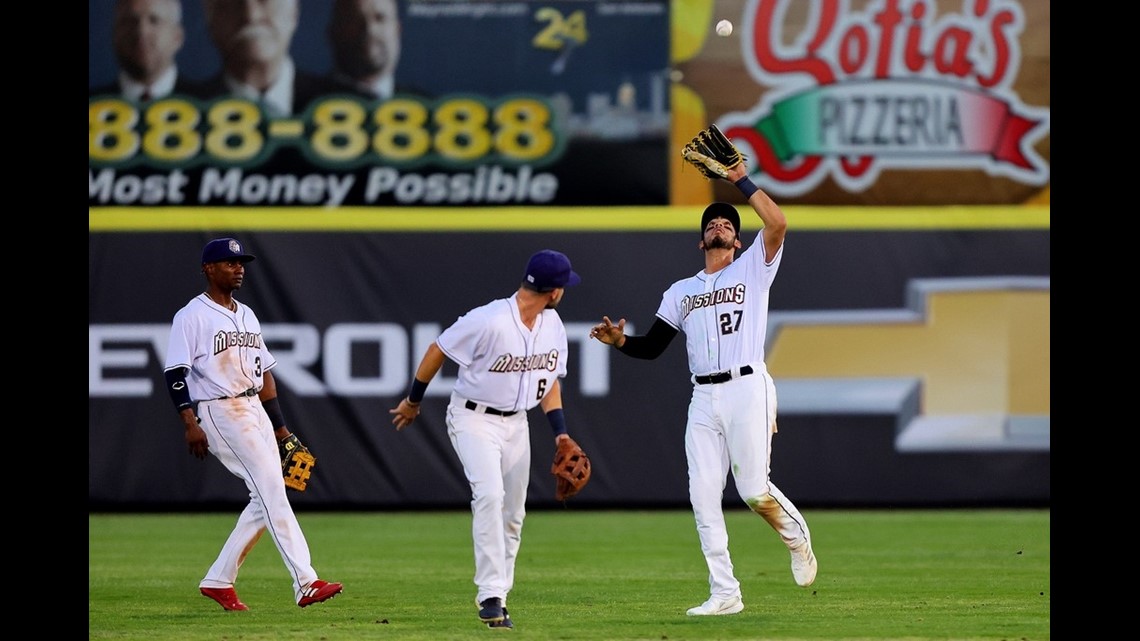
716;20;733;37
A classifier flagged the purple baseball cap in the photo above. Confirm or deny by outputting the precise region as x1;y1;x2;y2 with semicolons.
700;202;741;238
201;238;256;264
523;250;581;292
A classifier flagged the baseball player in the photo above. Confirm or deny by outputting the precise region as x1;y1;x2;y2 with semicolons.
389;250;583;630
589;164;817;616
162;237;343;611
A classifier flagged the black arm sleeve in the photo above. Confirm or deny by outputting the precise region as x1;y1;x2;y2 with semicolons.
615;318;678;359
163;367;194;413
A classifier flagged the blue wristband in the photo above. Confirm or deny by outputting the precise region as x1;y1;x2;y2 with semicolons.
546;408;568;437
163;368;193;413
262;396;287;429
408;378;429;404
734;175;758;199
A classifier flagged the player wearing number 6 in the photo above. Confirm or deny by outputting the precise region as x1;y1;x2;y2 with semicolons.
590;126;817;616
389;250;585;630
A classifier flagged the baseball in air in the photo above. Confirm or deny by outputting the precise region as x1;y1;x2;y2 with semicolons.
716;20;733;36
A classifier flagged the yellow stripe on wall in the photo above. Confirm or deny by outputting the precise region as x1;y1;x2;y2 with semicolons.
89;205;1050;232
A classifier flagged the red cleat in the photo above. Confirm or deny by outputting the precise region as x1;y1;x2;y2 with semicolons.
200;587;249;611
298;580;343;608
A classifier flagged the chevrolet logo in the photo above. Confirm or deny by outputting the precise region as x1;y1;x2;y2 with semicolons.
766;277;1049;453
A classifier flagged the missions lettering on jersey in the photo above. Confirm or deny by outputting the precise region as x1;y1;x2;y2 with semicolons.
489;350;560;373
682;284;747;319
212;329;263;355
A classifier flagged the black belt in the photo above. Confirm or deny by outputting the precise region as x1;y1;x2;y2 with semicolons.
695;365;754;385
215;387;258;400
465;400;518;417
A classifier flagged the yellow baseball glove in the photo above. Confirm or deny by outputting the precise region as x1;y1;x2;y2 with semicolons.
279;433;316;492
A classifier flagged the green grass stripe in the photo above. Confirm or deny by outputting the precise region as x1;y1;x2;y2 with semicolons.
89;508;1050;640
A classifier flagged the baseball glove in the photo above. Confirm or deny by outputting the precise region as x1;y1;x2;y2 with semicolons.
280;433;316;492
551;437;591;501
681;124;745;179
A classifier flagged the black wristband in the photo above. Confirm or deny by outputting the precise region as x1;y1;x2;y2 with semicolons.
408;378;429;404
545;408;568;437
734;175;759;199
262;396;286;429
163;368;193;413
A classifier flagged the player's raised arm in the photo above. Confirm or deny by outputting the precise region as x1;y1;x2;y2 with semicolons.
724;162;786;262
686;124;787;260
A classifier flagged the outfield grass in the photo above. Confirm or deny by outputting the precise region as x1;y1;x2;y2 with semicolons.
89;508;1049;640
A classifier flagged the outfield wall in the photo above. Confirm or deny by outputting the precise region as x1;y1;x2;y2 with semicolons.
89;207;1049;509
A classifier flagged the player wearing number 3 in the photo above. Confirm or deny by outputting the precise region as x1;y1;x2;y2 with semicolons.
589;163;817;616
162;238;342;611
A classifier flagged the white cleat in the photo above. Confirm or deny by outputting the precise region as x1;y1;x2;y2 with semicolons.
686;595;744;616
791;539;818;587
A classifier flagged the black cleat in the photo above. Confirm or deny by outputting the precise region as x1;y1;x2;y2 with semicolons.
487;607;513;629
478;597;505;623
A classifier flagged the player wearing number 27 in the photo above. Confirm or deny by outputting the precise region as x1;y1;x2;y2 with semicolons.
389;250;584;630
589;163;817;616
162;238;342;611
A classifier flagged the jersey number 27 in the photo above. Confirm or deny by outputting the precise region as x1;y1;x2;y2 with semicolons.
719;311;743;335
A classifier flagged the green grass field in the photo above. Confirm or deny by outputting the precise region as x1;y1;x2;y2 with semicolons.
89;508;1049;640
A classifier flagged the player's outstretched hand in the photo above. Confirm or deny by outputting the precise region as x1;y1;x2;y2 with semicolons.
389;398;421;431
589;316;626;346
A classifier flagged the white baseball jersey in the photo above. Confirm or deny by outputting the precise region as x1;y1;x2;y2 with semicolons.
655;236;782;377
163;293;321;603
435;291;570;608
655;232;813;604
436;292;569;413
163;294;276;400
